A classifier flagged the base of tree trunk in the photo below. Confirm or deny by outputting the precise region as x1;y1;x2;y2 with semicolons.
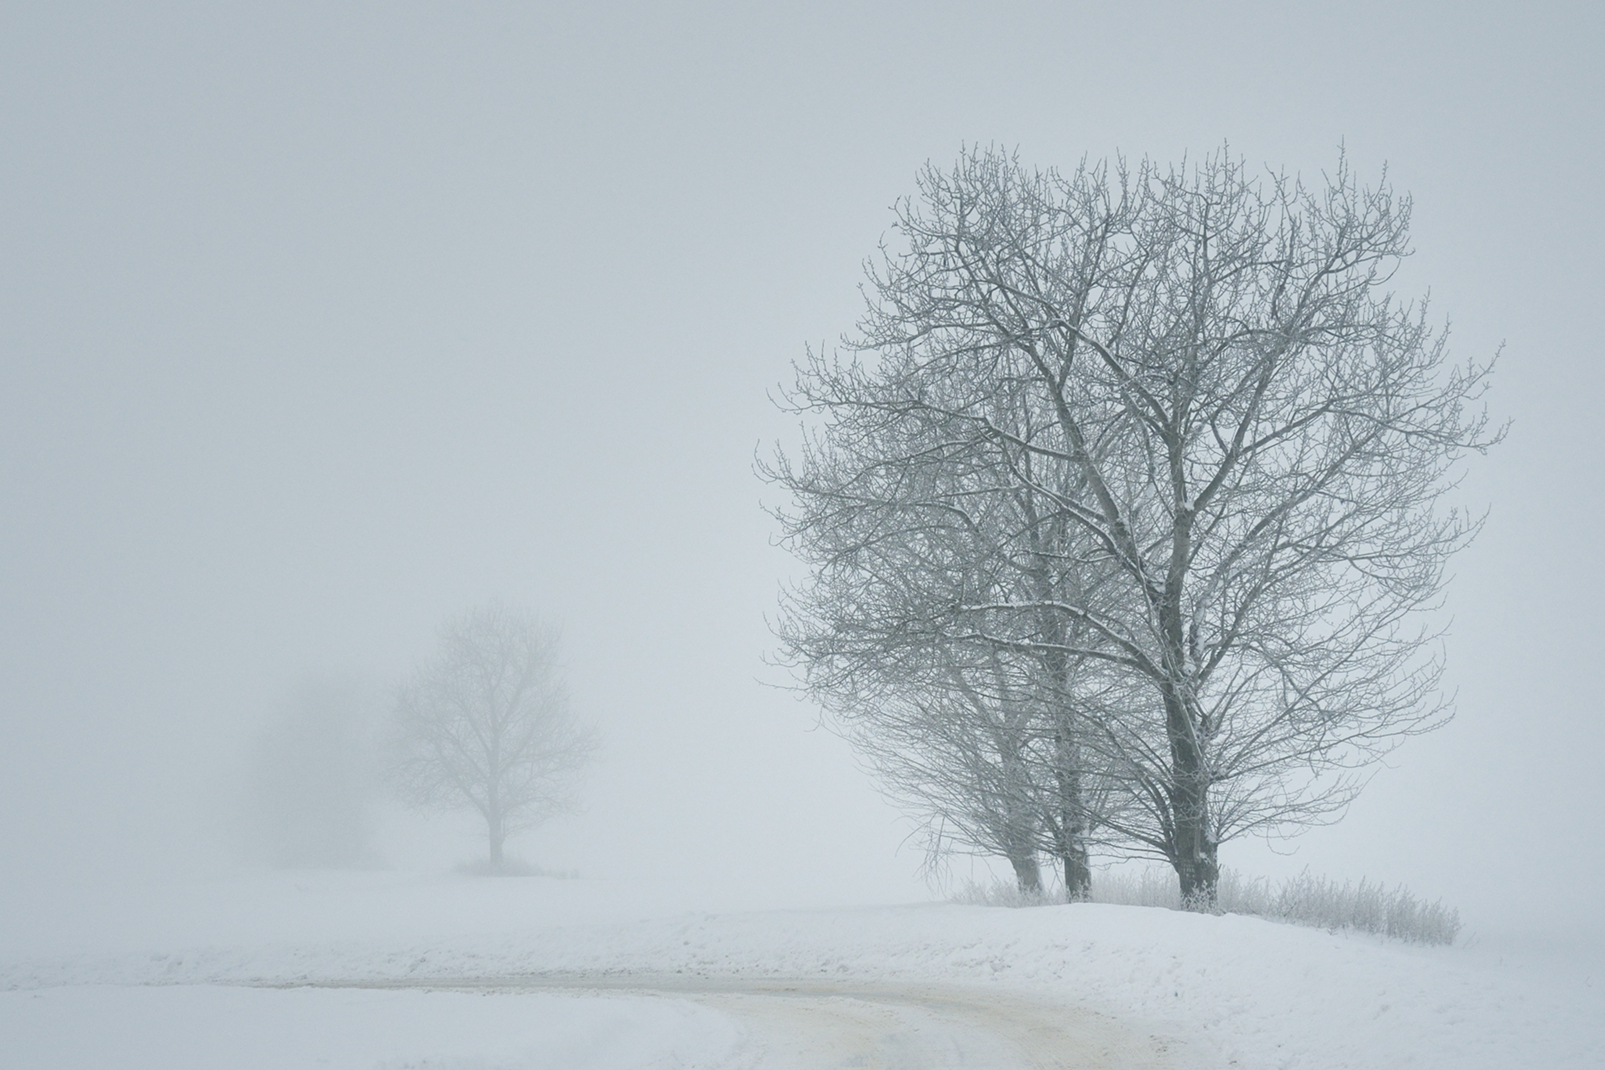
1061;849;1091;901
1174;855;1220;910
1010;855;1043;896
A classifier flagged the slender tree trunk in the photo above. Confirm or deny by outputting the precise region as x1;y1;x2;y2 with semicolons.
1049;680;1091;901
1001;757;1040;898
1042;638;1092;902
1052;744;1092;901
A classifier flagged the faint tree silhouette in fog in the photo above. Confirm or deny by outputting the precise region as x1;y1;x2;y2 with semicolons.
390;603;596;872
242;674;378;867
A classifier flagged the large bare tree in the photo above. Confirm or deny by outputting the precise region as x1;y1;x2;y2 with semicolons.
771;147;1499;903
391;603;596;872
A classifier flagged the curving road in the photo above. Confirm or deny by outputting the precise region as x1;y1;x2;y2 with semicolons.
307;974;1177;1069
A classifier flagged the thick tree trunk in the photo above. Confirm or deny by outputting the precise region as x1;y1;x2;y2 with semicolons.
1001;810;1043;896
1008;853;1043;895
1159;496;1217;908
1060;842;1091;901
1174;848;1219;907
1164;684;1218;908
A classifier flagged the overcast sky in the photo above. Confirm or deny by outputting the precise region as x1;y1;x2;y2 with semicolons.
3;1;1601;938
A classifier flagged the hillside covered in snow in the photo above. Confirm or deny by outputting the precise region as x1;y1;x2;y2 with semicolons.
2;870;1601;1069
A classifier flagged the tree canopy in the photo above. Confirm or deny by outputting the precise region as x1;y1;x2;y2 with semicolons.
767;147;1499;902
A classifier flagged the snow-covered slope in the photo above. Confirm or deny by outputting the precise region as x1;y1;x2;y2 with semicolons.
2;870;1600;1069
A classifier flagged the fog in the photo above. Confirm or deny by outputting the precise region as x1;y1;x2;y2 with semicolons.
3;2;1601;943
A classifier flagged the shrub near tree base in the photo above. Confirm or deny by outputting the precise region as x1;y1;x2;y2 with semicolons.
955;867;1462;945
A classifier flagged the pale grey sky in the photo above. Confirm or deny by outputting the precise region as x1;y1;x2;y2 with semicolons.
2;1;1601;935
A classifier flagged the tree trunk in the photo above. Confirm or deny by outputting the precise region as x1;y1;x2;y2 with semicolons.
1159;501;1217;909
487;808;505;873
1164;680;1218;908
1000;810;1043;896
1040;631;1092;902
996;720;1044;898
1008;853;1043;896
1174;847;1219;908
1051;705;1092;901
1060;843;1091;901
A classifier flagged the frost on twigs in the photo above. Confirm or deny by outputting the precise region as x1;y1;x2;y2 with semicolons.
766;145;1501;909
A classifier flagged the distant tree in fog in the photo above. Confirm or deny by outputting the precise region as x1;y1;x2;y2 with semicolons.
390;603;596;872
242;674;378;868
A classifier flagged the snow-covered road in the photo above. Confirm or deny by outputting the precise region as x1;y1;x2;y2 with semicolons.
303;974;1173;1069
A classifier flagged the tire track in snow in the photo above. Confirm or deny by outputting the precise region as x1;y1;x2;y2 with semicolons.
279;974;1179;1069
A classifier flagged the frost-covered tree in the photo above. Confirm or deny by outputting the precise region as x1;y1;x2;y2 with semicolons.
770;147;1498;904
391;603;596;872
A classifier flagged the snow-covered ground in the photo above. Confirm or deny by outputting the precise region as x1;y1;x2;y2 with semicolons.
4;985;741;1070
2;869;1600;1069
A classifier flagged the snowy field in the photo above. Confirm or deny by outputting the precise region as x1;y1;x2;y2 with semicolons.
2;870;1601;1069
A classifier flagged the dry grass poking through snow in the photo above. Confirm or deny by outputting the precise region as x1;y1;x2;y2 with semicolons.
955;866;1462;945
